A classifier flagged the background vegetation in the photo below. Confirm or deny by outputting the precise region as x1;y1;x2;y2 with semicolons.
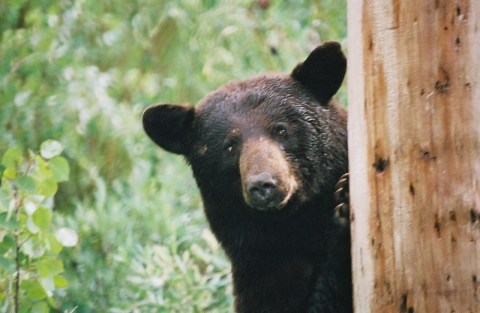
0;0;345;312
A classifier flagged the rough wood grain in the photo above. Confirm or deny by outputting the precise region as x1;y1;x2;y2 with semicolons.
348;0;480;312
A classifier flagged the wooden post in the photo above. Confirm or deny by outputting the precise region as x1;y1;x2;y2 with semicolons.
347;1;480;312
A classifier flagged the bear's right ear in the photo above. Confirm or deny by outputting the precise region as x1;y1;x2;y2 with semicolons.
291;41;347;104
142;104;195;155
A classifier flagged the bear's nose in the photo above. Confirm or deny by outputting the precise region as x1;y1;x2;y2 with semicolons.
246;172;281;210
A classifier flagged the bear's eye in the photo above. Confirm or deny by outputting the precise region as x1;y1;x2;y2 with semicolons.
224;141;238;155
273;125;288;139
223;137;239;156
225;145;236;155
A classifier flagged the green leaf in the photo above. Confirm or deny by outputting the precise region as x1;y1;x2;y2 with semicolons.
54;275;69;288
38;258;64;277
34;156;51;179
27;280;48;300
21;279;33;289
40;140;63;159
45;294;58;310
18;176;36;193
32;207;52;232
31;301;49;313
47;234;63;255
1;148;22;168
0;234;15;254
0;212;19;230
0;188;9;212
36;178;58;197
3;167;17;180
48;156;70;182
0;256;15;272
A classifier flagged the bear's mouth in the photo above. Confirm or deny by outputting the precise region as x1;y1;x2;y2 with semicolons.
246;194;293;212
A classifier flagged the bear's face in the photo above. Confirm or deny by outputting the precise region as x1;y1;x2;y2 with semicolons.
143;42;347;215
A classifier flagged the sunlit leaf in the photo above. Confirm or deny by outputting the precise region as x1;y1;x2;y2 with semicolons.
1;148;22;168
27;280;47;300
31;301;49;313
49;156;70;182
56;227;78;247
54;275;69;288
3;167;17;180
34;155;52;179
40;140;63;159
32;207;52;232
36;178;58;197
38;257;64;277
47;234;63;254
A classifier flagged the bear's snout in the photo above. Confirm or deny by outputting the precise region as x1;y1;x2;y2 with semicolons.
240;138;298;211
246;172;283;211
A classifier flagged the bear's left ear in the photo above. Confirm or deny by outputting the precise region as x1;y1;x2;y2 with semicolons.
291;41;347;104
142;104;195;155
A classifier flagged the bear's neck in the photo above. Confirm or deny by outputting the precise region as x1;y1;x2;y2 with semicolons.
203;195;336;260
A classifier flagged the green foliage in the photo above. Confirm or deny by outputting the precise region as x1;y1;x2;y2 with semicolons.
0;142;76;313
0;0;345;312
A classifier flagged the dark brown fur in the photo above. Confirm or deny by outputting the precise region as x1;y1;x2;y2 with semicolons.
143;42;352;313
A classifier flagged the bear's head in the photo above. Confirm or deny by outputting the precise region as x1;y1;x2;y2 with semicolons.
143;42;347;217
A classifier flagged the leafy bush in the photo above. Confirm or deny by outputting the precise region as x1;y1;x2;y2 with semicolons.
0;141;76;313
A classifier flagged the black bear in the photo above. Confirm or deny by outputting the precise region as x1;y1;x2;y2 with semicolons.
142;42;352;313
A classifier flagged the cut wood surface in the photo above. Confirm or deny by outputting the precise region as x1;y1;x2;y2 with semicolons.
348;0;480;312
